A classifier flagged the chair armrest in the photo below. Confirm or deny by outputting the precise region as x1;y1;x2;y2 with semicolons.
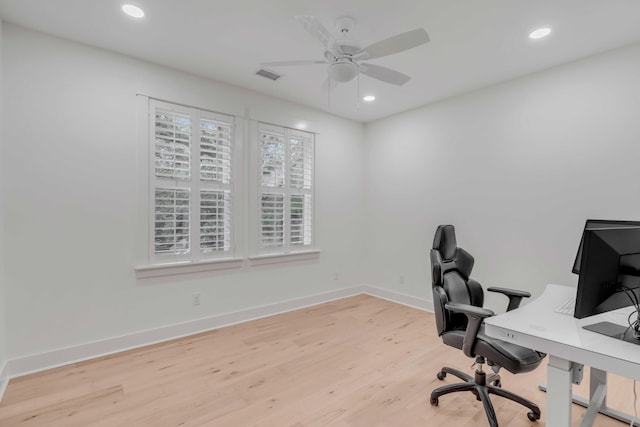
487;287;531;312
445;302;495;358
445;302;495;318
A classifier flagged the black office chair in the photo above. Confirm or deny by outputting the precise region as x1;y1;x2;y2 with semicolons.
429;225;545;427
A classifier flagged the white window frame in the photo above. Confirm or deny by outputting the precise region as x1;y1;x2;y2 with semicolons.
142;99;242;270
250;121;316;257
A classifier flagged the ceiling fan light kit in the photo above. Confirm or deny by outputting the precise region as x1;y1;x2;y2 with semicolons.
328;60;359;82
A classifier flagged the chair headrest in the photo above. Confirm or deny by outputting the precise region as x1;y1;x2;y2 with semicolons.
433;225;457;261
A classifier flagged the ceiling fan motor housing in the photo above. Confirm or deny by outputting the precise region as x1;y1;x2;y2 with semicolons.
335;16;355;34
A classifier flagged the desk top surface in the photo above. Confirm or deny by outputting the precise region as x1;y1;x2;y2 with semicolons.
484;284;640;379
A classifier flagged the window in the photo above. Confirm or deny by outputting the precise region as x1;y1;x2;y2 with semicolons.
150;100;235;263
256;123;314;255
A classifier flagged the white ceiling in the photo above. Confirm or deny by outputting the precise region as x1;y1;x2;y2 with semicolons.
1;0;640;123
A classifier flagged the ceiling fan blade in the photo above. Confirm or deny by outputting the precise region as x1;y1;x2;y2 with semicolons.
295;15;336;51
261;60;328;67
360;63;411;86
356;28;430;60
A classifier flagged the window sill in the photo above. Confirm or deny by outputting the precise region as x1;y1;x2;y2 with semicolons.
135;257;244;279
248;250;321;266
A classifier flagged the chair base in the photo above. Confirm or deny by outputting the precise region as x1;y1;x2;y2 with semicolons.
430;366;541;427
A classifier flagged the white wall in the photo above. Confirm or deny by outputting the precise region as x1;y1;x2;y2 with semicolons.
364;43;640;312
2;24;366;361
0;17;8;383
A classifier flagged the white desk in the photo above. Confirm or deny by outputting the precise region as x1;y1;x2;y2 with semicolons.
484;284;640;426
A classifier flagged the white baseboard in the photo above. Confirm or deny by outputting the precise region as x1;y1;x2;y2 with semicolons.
3;284;431;382
364;285;433;312
4;285;365;380
0;360;8;403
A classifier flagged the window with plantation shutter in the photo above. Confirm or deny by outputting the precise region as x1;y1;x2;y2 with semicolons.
256;123;314;255
149;100;236;263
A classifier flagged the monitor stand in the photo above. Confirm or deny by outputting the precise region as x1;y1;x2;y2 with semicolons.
583;321;640;345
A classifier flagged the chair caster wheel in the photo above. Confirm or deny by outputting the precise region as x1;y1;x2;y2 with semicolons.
436;371;446;380
527;411;540;421
430;397;439;406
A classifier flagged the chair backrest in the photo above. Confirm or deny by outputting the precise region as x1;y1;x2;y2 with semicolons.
431;225;484;335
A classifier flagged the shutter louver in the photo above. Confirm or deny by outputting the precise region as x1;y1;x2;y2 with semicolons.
290;133;313;190
200;118;232;184
261;193;284;248
154;188;190;255
260;129;285;188
154;110;191;180
290;194;312;246
200;190;231;252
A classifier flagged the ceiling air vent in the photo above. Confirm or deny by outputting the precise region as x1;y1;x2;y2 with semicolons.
256;68;282;81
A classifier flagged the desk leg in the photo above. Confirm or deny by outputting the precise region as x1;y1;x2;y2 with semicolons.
576;367;606;427
540;367;638;425
579;378;606;427
547;355;573;426
589;368;606;403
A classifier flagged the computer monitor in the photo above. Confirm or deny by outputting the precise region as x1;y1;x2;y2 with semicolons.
572;219;640;275
574;225;640;343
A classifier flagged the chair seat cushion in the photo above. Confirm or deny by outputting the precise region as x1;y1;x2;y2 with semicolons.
442;326;545;374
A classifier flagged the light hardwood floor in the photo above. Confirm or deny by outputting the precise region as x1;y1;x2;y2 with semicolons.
0;295;635;426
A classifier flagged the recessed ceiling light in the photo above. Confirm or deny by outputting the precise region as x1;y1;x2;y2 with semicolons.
363;95;376;102
122;4;145;18
529;27;551;40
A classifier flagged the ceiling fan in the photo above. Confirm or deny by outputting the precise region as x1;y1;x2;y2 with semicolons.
261;15;430;87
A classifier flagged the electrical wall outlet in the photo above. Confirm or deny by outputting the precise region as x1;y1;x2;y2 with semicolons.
399;275;405;285
192;293;202;306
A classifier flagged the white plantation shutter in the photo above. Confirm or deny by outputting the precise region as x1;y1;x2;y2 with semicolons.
260;128;285;188
154;110;191;180
197;111;234;257
154;188;190;254
289;129;313;248
290;194;312;246
261;193;285;247
150;100;235;262
200;118;232;183
289;131;313;190
200;190;231;252
257;123;314;253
